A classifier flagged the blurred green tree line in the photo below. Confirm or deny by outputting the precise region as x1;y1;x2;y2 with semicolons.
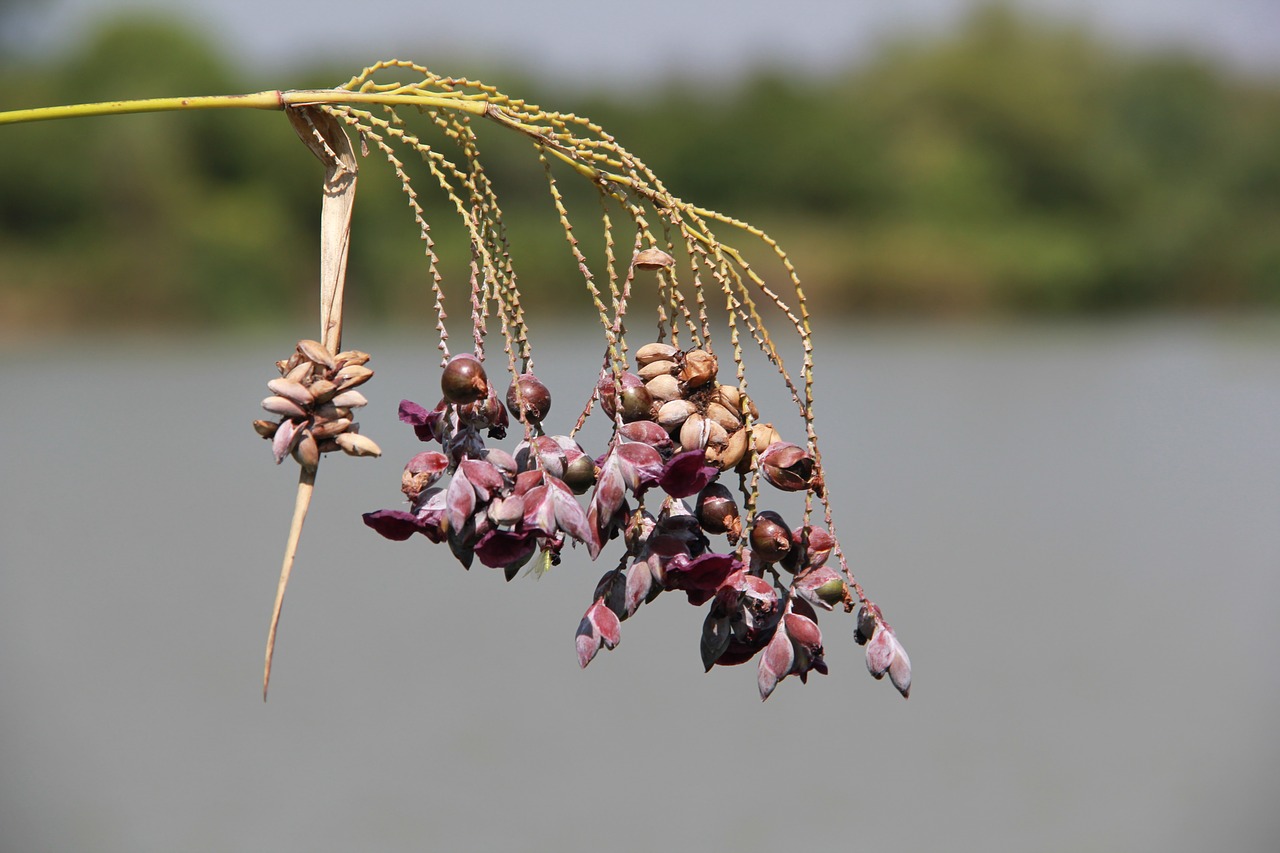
2;4;1279;329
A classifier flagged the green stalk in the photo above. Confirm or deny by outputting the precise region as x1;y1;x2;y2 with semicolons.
0;88;486;126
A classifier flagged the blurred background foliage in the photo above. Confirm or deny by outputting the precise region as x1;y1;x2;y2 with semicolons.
2;3;1279;330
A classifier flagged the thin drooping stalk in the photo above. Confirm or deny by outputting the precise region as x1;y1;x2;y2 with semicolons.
264;468;316;700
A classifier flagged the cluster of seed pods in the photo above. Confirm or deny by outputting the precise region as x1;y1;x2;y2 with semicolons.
253;340;382;469
361;344;910;700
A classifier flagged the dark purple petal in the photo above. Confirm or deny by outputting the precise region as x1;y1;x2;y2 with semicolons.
474;528;537;569
663;552;743;605
658;449;720;499
399;398;448;443
361;509;426;541
398;399;432;425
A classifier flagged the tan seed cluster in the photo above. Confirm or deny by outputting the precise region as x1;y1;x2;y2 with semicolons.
632;342;784;472
253;339;381;470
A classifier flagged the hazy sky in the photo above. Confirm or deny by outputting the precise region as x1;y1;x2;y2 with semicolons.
12;0;1280;85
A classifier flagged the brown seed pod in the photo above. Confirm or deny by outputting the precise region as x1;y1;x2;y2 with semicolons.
633;247;675;270
262;395;307;420
296;339;335;370
679;413;711;452
749;511;792;564
292;429;320;471
708;384;740;411
506;373;552;424
285;360;315;385
307;378;339;404
441;353;488;404
635;342;680;366
330;389;369;409
679;349;718;389
619;383;655;422
639;359;678;383
334;364;374;392
267;377;315;408
278;353;304;375
598;370;656;422
645;374;682;403
335;432;382;458
563;453;598;495
705;401;742;433
737;422;784;473
334;350;371;368
656;398;698;431
759;441;822;495
706;426;748;471
310;417;353;440
695;483;742;543
252;419;280;438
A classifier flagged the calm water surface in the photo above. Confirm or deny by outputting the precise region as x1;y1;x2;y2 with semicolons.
1;321;1277;852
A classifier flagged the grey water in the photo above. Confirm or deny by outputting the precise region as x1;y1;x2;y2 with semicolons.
2;320;1278;852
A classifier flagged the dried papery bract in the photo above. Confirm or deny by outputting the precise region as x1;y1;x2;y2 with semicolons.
0;62;911;702
260;107;375;701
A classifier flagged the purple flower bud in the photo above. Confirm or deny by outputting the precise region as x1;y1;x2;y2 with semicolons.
458;459;506;502
614;442;665;493
486;494;525;527
658;449;720;499
888;633;912;698
398;398;448;443
618;420;674;452
521;484;557;536
624;558;655;617
547;476;593;546
865;624;895;679
445;468;477;536
576;600;621;668
758;622;795;700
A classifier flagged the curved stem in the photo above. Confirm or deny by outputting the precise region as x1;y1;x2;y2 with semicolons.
0;89;486;126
